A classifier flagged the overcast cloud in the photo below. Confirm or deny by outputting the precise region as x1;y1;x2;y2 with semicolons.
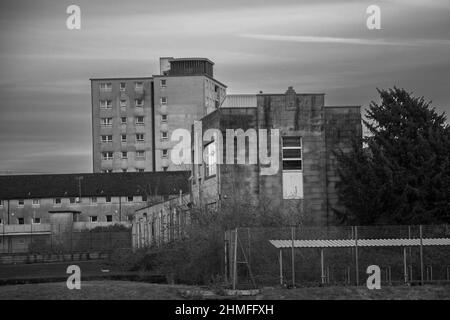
0;0;449;173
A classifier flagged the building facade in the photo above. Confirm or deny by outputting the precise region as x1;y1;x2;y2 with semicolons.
0;172;189;253
91;77;154;173
131;87;362;248
191;87;362;226
90;57;227;173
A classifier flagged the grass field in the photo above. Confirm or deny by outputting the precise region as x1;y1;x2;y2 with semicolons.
0;281;449;300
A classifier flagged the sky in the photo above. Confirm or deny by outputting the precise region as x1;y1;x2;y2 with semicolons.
0;0;449;174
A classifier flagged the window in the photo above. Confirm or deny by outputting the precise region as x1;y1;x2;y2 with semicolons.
121;117;127;124
100;100;112;109
135;99;144;107
89;216;98;223
163;167;168;172
101;135;113;143
162;149;168;158
282;137;302;171
18;199;24;207
204;142;217;177
99;82;112;91
32;218;41;224
160;79;166;88
54;198;61;205
18;218;24;225
101;118;112;126
105;196;112;203
102;152;114;160
106;215;113;222
122;151;128;159
121;134;127;142
142;195;147;202
134;82;144;91
161;114;167;122
161;97;167;105
122;169;127;172
136;116;144;124
91;197;97;204
127;196;134;202
120;82;126;91
120;100;127;108
138;169;144;172
136;134;145;142
136;151;145;159
161;132;168;140
70;197;76;204
32;199;40;206
0;218;2;225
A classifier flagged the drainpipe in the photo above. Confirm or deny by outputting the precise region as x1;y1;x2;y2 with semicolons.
7;199;10;224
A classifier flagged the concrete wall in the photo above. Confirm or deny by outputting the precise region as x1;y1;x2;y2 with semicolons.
153;75;226;172
190;88;362;226
91;78;154;173
133;194;190;248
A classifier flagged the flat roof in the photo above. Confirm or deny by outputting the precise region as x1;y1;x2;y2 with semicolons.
90;77;154;81
153;73;227;88
168;57;215;65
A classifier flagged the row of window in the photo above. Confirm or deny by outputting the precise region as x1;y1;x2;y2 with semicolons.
99;82;144;92
100;132;146;143
0;217;41;225
102;168;145;173
101;151;146;160
99;80;168;94
100;116;145;127
100;99;145;109
0;196;146;207
0;216;115;225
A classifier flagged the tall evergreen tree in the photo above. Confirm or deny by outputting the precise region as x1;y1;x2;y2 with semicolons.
336;87;450;225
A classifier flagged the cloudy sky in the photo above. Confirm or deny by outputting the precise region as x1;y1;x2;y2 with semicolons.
0;0;449;174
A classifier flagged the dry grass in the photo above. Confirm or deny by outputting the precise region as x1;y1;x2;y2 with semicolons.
0;281;449;300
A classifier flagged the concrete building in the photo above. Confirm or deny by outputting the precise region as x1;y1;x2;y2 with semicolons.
90;57;227;173
0;171;189;253
132;87;362;246
153;57;227;172
191;87;362;226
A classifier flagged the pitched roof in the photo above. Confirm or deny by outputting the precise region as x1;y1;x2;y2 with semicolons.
0;171;190;200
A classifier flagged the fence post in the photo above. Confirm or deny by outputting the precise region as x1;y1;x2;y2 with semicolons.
279;249;283;286
232;228;238;290
320;248;325;285
291;227;295;288
403;247;408;284
354;226;359;286
419;225;424;285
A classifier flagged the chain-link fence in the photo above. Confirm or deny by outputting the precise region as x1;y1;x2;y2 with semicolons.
225;225;450;288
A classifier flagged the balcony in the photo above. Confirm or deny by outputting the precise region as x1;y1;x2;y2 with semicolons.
0;224;51;236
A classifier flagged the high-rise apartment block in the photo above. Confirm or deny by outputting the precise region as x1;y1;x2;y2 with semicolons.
91;57;227;173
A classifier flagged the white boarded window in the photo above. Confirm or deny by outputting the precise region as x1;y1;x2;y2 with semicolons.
204;142;217;177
